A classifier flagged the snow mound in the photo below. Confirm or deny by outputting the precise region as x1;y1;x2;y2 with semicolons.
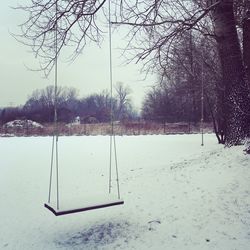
244;139;250;154
3;119;43;129
0;133;15;137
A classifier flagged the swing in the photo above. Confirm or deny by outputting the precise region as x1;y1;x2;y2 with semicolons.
44;0;124;216
45;197;124;216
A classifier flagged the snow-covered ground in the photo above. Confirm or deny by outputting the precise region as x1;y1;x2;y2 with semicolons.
0;134;250;250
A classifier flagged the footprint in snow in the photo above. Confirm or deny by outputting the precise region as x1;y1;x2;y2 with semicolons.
148;220;161;231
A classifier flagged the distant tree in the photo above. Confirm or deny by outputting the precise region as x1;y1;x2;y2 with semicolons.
0;109;3;125
77;91;112;123
142;33;215;125
114;82;132;121
0;107;25;124
76;89;137;123
142;84;194;123
24;85;79;122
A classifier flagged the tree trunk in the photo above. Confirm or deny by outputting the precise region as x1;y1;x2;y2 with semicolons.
205;92;225;144
243;8;250;86
211;0;250;145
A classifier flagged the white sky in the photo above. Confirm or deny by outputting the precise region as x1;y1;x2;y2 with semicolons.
0;1;156;110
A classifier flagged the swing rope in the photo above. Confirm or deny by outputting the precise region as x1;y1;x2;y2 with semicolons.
48;0;59;210
108;0;121;199
201;46;204;147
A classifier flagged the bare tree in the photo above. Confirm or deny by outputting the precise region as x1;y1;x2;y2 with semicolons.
24;85;79;122
114;82;132;120
15;0;108;76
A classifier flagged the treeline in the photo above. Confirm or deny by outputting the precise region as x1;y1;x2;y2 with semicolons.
141;31;224;143
0;83;136;124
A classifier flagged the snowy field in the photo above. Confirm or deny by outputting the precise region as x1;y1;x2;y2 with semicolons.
0;134;250;250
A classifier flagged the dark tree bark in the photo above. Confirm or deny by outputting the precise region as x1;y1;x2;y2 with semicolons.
243;8;250;85
212;0;250;145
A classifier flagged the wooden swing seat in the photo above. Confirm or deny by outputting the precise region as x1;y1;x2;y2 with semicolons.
44;196;124;216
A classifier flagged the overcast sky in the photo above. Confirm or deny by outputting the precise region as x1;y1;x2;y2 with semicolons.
0;1;156;110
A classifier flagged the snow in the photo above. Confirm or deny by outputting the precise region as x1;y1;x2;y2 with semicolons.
3;119;43;128
0;134;250;250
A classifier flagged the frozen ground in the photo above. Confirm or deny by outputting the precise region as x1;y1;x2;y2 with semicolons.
0;134;250;250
